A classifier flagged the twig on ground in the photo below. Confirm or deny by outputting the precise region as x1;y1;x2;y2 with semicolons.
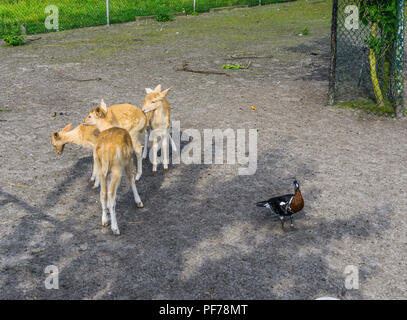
63;77;102;82
230;54;272;59
27;37;42;42
8;182;32;189
175;63;230;76
128;220;143;226
222;61;252;70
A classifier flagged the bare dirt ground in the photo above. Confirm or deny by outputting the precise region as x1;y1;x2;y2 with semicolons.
0;0;406;299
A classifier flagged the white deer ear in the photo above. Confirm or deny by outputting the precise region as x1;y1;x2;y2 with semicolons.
145;88;153;94
160;87;171;98
154;84;162;93
100;99;107;112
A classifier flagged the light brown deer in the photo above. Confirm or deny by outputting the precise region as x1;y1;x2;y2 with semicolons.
87;99;147;181
141;85;176;173
51;123;100;187
83;109;144;235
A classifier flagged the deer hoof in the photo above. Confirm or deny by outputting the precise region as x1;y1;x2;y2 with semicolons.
163;168;169;172
112;228;120;236
152;170;157;175
136;202;144;208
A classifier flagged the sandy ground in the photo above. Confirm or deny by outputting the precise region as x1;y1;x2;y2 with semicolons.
0;1;406;299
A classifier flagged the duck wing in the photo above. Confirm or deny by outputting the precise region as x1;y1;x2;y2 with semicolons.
257;194;294;214
268;194;294;214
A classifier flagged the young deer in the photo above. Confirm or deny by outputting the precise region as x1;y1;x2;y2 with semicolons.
141;85;176;173
83;109;144;235
51;123;100;187
87;99;147;181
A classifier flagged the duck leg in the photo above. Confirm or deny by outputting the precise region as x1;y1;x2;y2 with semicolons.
290;216;294;228
280;216;285;229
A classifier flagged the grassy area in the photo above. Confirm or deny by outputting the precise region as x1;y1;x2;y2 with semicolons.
334;100;402;116
0;0;284;35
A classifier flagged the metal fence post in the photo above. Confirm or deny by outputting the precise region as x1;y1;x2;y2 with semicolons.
106;0;110;26
259;0;262;5
193;0;196;12
328;0;338;105
395;0;405;117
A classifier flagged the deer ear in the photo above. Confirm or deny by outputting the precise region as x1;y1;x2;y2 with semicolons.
100;99;107;113
62;123;72;132
95;107;106;118
145;88;154;94
154;84;162;93
53;132;60;139
160;87;171;98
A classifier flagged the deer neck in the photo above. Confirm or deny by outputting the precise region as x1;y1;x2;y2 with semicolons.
152;101;167;126
59;127;85;147
95;118;113;132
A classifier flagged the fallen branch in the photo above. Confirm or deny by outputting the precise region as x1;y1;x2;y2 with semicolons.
230;54;272;59
63;77;102;82
175;63;229;76
8;182;32;189
27;37;42;42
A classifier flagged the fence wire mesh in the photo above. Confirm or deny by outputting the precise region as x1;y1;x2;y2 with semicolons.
0;0;285;36
330;0;405;116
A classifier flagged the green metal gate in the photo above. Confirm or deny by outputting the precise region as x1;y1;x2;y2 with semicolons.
328;0;405;117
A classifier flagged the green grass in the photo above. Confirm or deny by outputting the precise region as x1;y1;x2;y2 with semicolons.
0;0;285;35
334;100;401;116
301;27;309;35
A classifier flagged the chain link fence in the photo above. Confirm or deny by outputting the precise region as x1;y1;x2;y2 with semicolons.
0;0;288;36
328;0;405;116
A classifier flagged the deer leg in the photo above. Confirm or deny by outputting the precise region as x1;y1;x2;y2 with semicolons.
129;131;143;182
91;151;100;189
108;169;122;235
126;164;143;208
162;130;169;171
142;129;149;160
99;172;109;227
89;163;96;183
152;133;158;174
134;141;143;182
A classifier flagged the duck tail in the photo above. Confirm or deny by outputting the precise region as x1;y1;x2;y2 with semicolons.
256;200;268;207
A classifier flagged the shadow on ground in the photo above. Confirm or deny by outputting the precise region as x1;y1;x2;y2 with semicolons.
0;144;391;299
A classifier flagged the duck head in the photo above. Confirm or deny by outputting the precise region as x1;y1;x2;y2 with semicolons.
293;180;300;192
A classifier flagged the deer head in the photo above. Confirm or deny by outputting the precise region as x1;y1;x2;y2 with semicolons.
142;85;170;114
51;123;73;155
83;99;108;127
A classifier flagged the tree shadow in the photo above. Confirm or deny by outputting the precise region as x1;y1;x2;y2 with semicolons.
285;37;330;82
0;143;394;299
